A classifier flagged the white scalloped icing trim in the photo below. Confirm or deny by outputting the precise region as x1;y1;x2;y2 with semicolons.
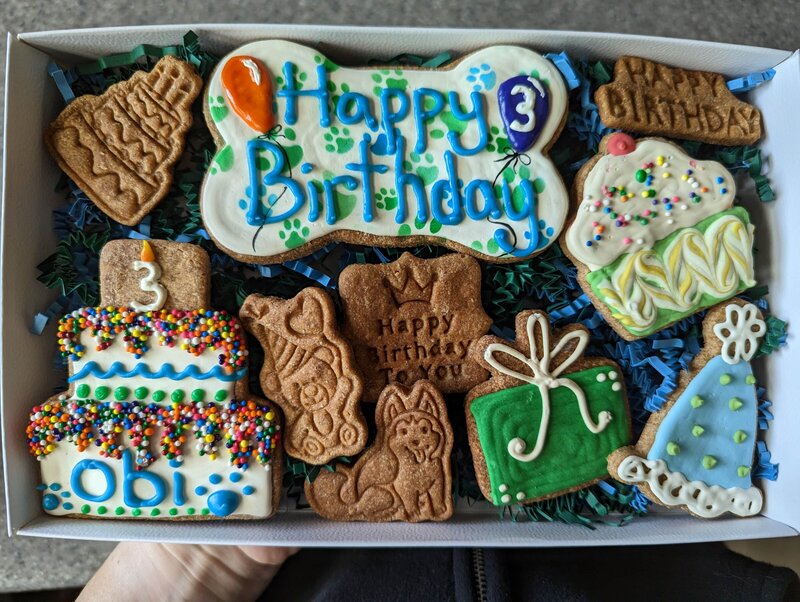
617;454;762;518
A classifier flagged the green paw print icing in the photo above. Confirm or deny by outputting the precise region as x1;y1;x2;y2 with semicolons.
208;95;228;123
279;218;310;249
372;69;408;96
324;126;355;154
486;125;510;154
210;145;234;175
396;216;442;236
375;187;398;211
403;152;439;186
314;53;340;73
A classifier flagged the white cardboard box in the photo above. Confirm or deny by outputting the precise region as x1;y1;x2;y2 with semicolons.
2;25;799;546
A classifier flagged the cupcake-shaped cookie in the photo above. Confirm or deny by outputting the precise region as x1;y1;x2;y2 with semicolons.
562;134;756;339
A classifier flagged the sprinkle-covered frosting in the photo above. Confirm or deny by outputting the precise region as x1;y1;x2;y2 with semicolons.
58;307;247;371
27;396;279;470
565;137;736;270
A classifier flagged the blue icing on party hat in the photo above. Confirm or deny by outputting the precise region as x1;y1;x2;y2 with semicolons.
612;301;767;518
647;355;757;489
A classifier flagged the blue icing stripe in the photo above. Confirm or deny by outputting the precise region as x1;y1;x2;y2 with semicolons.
68;362;246;383
648;356;757;489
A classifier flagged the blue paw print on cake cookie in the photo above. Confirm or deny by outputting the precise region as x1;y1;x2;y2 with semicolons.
466;64;496;91
194;472;255;517
37;482;74;511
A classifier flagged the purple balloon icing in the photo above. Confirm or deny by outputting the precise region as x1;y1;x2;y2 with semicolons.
497;75;549;153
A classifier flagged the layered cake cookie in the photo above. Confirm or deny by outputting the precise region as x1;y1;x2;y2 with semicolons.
28;240;282;519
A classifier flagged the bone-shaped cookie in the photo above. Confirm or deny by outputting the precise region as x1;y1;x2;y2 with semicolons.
202;41;568;263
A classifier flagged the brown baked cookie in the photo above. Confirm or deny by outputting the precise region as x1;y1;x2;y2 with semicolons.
45;56;202;226
305;380;453;522
339;252;492;400
608;299;766;518
465;310;631;506
27;239;282;520
100;239;211;310
240;287;368;464
561;133;755;340
595;56;762;145
200;41;572;265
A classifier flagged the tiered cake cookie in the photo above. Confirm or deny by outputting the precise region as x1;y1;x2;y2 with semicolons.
45;57;202;226
27;240;282;519
562;134;756;339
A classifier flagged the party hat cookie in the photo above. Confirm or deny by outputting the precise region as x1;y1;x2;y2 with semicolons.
609;299;766;518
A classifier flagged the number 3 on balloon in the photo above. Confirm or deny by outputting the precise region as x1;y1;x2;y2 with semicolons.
509;78;546;133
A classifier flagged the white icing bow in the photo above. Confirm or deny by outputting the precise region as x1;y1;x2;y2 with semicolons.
484;313;613;463
713;303;766;365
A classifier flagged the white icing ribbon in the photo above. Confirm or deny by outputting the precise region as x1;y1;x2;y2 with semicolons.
130;260;167;312
484;313;612;463
713;303;766;365
617;454;763;518
594;213;755;334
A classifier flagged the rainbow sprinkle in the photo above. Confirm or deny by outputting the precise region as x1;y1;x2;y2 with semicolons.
57;307;248;371
27;396;279;470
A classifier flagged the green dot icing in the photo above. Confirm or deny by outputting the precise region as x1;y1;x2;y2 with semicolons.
95;386;110;400
80;504;90;514
132;509;142;517
691;425;705;438
201;508;210;516
729;397;744;411
171;390;185;403
152;390;166;402
719;374;732;385
738;466;751;478
134;386;148;400
76;384;90;398
115;507;125;515
733;430;748;443
702;455;718;469
191;389;205;402
214;389;227;402
97;506;107;515
114;386;130;401
666;442;680;456
169;508;178;516
187;507;196;515
745;375;757;385
690;395;704;409
151;508;161;516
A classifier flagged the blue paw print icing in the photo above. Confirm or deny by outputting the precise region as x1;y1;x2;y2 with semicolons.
195;472;255;517
38;482;74;511
536;219;555;249
466;64;496;92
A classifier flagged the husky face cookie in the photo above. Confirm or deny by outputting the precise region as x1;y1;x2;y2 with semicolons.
608;299;766;518
466;310;631;505
201;41;570;264
27;240;282;520
305;380;453;522
562;134;756;340
45;56;202;226
240;287;368;464
339;252;492;400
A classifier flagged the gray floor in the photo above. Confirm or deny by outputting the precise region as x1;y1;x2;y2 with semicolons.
0;0;799;594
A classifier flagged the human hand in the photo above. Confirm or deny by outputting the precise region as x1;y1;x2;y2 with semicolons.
78;541;298;602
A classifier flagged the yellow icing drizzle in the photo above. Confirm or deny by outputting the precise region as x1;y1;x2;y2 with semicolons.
595;214;755;333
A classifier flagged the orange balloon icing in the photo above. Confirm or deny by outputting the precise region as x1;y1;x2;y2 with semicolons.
220;56;275;134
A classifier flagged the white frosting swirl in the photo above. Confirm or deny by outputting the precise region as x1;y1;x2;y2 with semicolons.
566;139;736;270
